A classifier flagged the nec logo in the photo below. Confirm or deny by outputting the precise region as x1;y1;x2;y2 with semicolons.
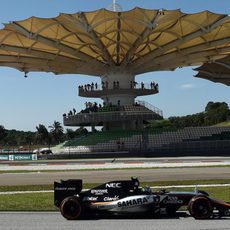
105;183;121;188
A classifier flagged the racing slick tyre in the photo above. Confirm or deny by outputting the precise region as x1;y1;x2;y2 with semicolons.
188;196;213;219
60;196;82;220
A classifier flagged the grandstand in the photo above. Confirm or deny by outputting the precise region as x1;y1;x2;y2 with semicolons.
53;126;230;156
64;100;163;130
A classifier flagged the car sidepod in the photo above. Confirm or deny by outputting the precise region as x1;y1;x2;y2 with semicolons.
88;195;157;213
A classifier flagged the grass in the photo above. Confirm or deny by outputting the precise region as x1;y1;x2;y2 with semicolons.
0;179;229;211
214;121;230;127
0;193;57;211
0;184;53;192
0;179;229;192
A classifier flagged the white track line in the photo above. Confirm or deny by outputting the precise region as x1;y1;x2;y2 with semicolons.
0;161;230;171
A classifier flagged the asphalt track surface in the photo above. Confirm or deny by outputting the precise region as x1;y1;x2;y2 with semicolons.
0;167;230;185
0;212;229;230
1;156;230;165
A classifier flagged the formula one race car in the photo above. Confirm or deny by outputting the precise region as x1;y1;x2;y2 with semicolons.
54;177;230;220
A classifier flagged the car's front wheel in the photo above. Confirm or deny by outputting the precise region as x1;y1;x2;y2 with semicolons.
188;196;213;219
60;196;82;220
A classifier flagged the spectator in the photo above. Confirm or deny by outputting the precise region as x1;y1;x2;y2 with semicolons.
134;81;137;88
155;83;158;90
87;84;90;91
116;140;121;150
141;82;144;89
91;82;94;91
102;81;105;89
117;81;119;89
130;81;133;89
121;142;124;150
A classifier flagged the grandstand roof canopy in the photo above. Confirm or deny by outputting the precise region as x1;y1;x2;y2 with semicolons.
0;7;229;76
194;55;230;86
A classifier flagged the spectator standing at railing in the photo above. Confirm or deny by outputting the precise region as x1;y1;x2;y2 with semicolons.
130;81;133;89
117;81;119;89
134;81;137;88
102;81;105;90
69;110;73;116
141;82;144;89
121;141;125;150
91;82;94;91
95;82;98;90
155;83;158;91
73;108;76;115
116;140;121;150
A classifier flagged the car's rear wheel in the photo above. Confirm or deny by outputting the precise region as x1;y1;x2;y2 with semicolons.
60;196;82;220
188;196;213;219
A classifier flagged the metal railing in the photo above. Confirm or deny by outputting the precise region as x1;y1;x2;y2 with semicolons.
136;100;163;117
78;82;159;92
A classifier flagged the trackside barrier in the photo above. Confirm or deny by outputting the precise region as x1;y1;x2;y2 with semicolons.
0;154;37;161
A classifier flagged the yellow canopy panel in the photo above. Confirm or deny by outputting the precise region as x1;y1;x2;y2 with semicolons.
0;7;229;76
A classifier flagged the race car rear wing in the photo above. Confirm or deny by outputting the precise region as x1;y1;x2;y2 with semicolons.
54;179;82;207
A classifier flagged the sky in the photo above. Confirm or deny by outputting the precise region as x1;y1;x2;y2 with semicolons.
0;0;229;132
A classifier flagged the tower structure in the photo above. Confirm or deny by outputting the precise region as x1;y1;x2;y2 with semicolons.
0;7;229;131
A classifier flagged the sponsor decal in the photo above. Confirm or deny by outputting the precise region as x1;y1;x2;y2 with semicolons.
55;187;76;191
105;183;121;188
85;196;98;201
103;196;119;201
153;196;160;203
91;189;108;195
162;196;183;204
118;197;148;207
0;155;9;161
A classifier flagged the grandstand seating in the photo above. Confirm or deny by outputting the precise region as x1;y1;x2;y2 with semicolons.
59;126;230;154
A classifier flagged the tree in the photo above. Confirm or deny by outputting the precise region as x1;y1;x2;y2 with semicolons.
0;125;6;142
204;102;230;125
65;128;76;140
36;124;49;145
49;121;64;144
